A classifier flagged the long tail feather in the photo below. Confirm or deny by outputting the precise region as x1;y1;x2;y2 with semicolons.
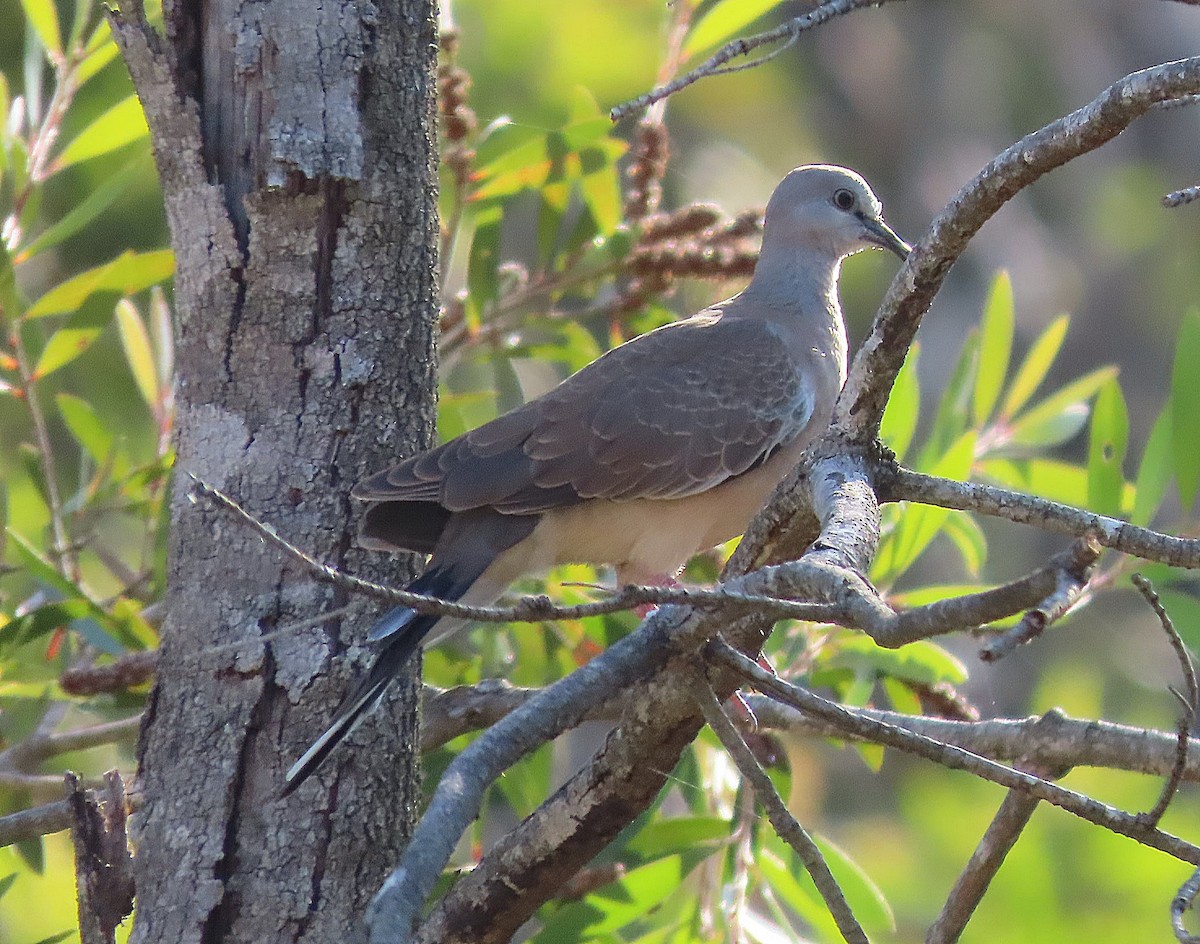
281;567;478;796
281;611;434;797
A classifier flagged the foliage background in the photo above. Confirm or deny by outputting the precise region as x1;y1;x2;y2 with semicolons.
1;1;1199;942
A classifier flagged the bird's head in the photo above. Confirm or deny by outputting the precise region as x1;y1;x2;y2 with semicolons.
763;164;910;263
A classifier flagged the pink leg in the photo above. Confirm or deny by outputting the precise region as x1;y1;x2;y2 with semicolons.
615;566;681;619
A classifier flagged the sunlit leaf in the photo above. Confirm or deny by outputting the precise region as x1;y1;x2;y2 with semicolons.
56;392;113;466
916;334;978;470
538;855;687;939
684;0;784;58
13;153;147;263
880;343;920;462
25;248;174;318
875;432;976;582
973;271;1013;426
1171;309;1200;509
50;94;148;172
1132;406;1173;527
471;119;624;202
1000;314;1070;420
20;0;62;60
623;816;730;865
826;635;968;687
941;511;987;577
115;298;158;406
1005;366;1118;451
32;303;111;378
75;20;120;86
1086;377;1129;516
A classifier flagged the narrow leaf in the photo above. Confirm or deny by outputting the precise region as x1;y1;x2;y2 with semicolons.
916;334;978;470
32;303;112;377
115;298;158;406
973;271;1014;426
50;94;148;172
684;0;784;58
14;153;145;263
1086;377;1129;516
880;343;920;462
941;511;987;576
1171;309;1200;509
56;392;114;465
1132;406;1174;527
20;0;62;59
1000;314;1069;419
1005;366;1118;451
25;248;174;318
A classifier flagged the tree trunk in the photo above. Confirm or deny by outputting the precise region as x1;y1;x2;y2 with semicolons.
109;2;438;941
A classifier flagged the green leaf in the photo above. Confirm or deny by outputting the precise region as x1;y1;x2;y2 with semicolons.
115;298;158;406
826;635;968;687
0;873;15;899
916;334;978;470
973;271;1014;426
24;248;174;318
50;94;148;172
1001;314;1070;419
623;816;730;865
941;511;987;577
14;153;146;263
1086;377;1129;517
75;20;120;86
1005;366;1118;451
537;855;687;939
684;0;784;58
56;392;114;466
1132;406;1174;527
20;0;62;60
471;119;624;202
876;432;977;583
32;302;112;378
880;343;920;462
1171;309;1200;509
465;204;502;323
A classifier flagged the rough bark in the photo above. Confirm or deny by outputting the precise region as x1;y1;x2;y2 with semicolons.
111;2;438;942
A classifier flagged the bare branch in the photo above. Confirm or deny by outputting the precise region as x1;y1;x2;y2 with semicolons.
709;640;1200;865
692;675;868;944
885;468;1200;569
1164;184;1200;207
927;769;1063;944
840;57;1200;434
61;652;159;695
979;539;1098;661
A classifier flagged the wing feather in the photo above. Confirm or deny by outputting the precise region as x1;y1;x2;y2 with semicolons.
353;313;821;516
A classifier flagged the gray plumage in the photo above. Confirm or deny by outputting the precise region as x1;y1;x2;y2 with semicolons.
283;164;909;794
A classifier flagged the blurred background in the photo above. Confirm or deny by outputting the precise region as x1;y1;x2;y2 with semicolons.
1;1;1199;941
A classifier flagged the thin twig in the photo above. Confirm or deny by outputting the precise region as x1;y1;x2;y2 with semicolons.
1132;574;1198;828
979;538;1098;661
1164;184;1200;207
1173;868;1200;944
609;0;906;120
692;674;869;944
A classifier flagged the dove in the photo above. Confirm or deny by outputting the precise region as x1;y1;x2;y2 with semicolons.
283;164;909;794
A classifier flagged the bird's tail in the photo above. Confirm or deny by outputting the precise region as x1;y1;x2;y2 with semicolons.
281;567;471;796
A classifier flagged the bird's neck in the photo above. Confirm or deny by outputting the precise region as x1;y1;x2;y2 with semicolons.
733;245;849;385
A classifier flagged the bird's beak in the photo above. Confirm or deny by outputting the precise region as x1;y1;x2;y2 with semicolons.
859;215;911;260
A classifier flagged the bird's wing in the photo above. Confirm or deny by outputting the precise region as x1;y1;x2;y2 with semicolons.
353;313;819;515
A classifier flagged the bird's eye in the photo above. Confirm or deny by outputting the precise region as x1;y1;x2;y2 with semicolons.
833;188;856;211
